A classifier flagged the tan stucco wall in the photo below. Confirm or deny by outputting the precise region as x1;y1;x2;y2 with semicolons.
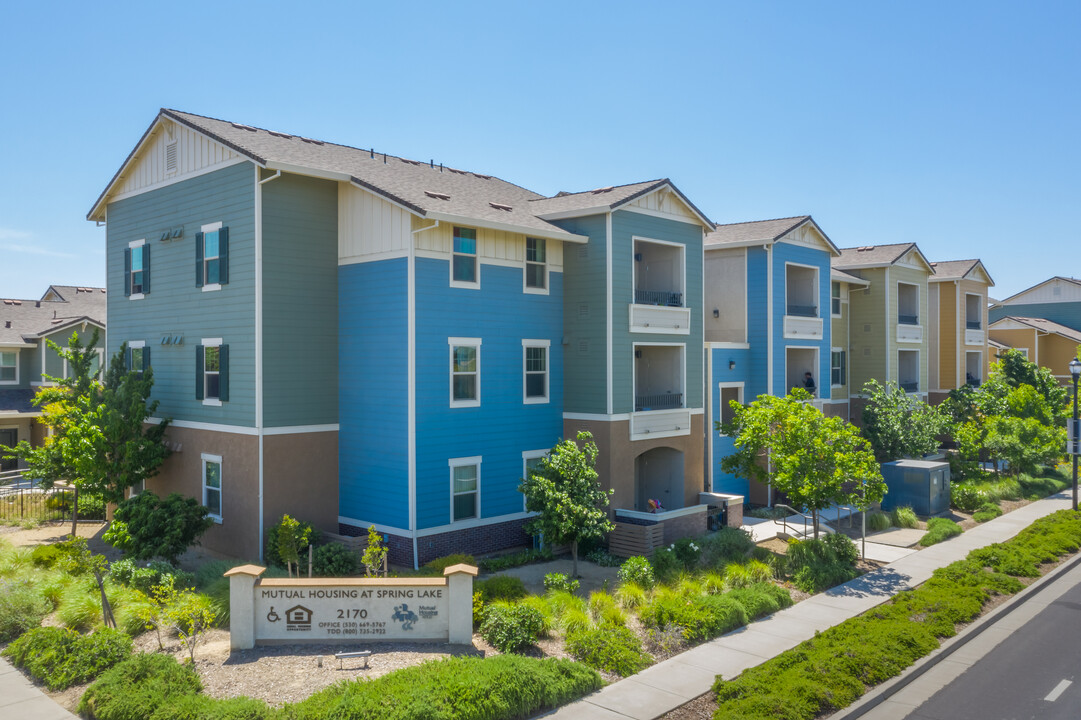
263;431;339;535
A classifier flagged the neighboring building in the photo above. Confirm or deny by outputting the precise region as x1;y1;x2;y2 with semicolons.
0;286;107;469
702;216;839;502
830;268;870;419
927;259;995;402
88;109;712;565
988;316;1081;383
832;243;934;420
989;277;1081;331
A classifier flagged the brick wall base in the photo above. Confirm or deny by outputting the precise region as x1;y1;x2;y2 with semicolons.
660;511;707;545
340;517;531;568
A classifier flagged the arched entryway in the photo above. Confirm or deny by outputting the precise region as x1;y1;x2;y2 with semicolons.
634;447;684;512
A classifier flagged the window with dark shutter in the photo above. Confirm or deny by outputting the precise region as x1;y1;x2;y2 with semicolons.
195;233;204;287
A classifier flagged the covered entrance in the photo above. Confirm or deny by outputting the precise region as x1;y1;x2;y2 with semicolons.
634;446;684;512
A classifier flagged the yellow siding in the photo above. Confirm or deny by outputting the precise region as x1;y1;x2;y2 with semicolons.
939;282;957;388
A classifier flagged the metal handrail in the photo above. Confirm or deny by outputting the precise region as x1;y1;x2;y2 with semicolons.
634;289;683;307
786;304;818;318
898;314;919;325
0;469;24;487
774;503;810;538
634;393;684;411
965;320;982;330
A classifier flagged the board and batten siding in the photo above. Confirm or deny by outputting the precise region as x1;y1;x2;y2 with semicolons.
551;215;609;414
106;162;257;427
338;185;413;262
413;258;564;530
114;119;243;199
415;222;564;269
338;258;410;530
261;172;339;427
612;210;704;414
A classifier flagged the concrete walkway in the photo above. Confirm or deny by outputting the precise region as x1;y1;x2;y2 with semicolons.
0;657;77;719
547;491;1073;720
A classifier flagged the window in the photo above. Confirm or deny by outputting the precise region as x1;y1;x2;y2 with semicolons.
522;450;547;511
831;282;842;316
449;338;480;406
196;223;229;289
125;240;149;298
525;237;546;291
452;227;478;286
202;454;222;522
61;349;103;382
523;340;550;403
718;384;743;435
0;351;16;384
196;340;229;404
831;349;847;387
128;341;149;377
450;457;480;522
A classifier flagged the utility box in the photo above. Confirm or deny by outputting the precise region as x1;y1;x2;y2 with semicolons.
880;460;951;516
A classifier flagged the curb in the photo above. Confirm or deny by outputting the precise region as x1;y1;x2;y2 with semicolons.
831;538;1081;719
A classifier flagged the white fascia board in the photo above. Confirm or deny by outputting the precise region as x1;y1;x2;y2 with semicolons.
265;161;350;183
0;343;35;349
532;205;612;221
425;211;589;244
705;238;777;250
830;271;869;286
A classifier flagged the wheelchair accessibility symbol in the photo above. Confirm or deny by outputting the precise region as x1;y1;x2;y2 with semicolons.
267;607;281;623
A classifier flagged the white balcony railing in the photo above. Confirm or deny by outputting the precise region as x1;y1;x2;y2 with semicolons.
783;315;823;340
897;324;923;343
629;304;691;335
965;328;985;346
629;408;691;441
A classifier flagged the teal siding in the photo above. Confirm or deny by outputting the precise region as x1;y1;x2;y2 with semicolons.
261;173;339;427
989;301;1081;332
105;162;257;427
612;210;704;414
553;215;609;414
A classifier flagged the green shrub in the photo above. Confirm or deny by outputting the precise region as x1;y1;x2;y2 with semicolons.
672;537;702;568
543;572;579;594
649;547;681;583
585;548;621;567
723;560;773;589
786;535;860;593
79;653;202;720
480;602;546;653
890;506;920;529
1018;471;1071;500
699;527;755;568
725;582;793;620
110;559;194;594
478;548;554;573
79;493;107;520
31;544;63;568
3;626;131;690
423;553;476;575
617;555;655;589
614;581;647;609
640;594;748;644
193;560;232;589
921;518;963;546
476;575;527;603
264;516;318;568
867;511;891;532
587;591;625;626
0;580;51;641
105;492;214;564
951;484;985;513
566;624;651;676
148;694;276;720
973;502;1003;523
282;655;602;720
312;543;358;577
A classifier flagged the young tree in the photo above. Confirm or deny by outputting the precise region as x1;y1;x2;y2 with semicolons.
275;514;314;578
993;348;1069;425
519;431;614;577
720;389;886;538
361;525;388;577
984;384;1065;476
861;379;946;462
103;492;213;564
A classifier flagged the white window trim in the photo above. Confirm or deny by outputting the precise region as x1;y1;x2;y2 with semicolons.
717;382;744;437
201;453;223;523
783;345;821;398
200;222;224;291
830;346;846;388
202;338;223;407
0;349;18;385
784;261;821;319
522;339;551;404
632;341;687;412
1016;347;1029;358
128;238;146;300
521;449;548;512
202;284;222;293
631;235;686;307
965;350;983;382
448;337;481;408
450;227;480;290
129;340;146;374
831;281;843;318
449;456;482;523
523;237;549;296
896;281;920;324
201;221;223;232
60;348;104;383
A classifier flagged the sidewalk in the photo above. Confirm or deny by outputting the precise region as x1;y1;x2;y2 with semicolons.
0;657;77;719
547;491;1073;720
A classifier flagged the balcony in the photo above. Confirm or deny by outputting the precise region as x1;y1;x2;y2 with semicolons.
899;381;919;393
897;282;920;343
636;289;683;307
965;320;982;330
898;314;919;325
635;392;683;411
632;345;689;440
786;304;818;317
898;349;919;394
965;328;985;346
631;240;689;335
784;265;822;339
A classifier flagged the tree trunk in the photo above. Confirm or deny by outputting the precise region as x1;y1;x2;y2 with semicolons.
308;544;313;579
812;510;819;540
70;485;79;538
94;569;116;629
571;541;579;578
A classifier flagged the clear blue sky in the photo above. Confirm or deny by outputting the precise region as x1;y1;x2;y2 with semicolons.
2;1;1077;301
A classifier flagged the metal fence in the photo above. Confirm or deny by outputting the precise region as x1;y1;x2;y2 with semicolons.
0;473;105;523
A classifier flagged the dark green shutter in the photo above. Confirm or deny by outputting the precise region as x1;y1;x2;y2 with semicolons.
143;347;151;373
142;245;151;293
218;227;229;285
195;345;204;400
218;344;229;402
126;346;132;371
123;248;131;296
195;232;204;287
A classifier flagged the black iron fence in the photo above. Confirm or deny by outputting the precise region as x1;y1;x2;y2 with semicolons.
0;476;106;523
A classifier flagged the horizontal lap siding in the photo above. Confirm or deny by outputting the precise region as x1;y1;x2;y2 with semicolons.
746;248;770;396
338;258;409;530
414;259;563;530
710;346;754;496
774;243;833;400
262;173;339;426
848;268;886;394
106;162;256;426
988;301;1081;332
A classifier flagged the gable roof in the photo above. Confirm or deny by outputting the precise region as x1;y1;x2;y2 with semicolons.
92;110;713;243
831;268;870;287
704;215;840;256
0;287;107;346
527;179;713;228
832;242;933;273
994;276;1081;306
928;259;995;286
990;315;1081;344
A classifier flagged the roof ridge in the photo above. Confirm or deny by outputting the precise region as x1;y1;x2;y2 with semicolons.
533;178;666;201
838;241;914;251
711;214;810;229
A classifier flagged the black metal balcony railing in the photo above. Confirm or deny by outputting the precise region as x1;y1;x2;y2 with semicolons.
898;314;919;325
900;381;919;393
635;393;683;411
635;289;683;307
786;304;818;318
966;320;982;330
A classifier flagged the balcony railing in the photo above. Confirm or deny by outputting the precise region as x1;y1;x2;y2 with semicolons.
635;289;683;307
898;314;919;325
966;320;982;330
900;381;919;393
786;304;818;318
635;393;683;411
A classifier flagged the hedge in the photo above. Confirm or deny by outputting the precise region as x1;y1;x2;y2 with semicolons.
3;626;131;690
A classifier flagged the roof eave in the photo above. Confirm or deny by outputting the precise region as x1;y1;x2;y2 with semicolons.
425;211;589;244
830;270;869;286
610;180;714;230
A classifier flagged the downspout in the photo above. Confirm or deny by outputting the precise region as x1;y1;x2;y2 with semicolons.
884;267;891;383
255;167;282;562
408;221;437;569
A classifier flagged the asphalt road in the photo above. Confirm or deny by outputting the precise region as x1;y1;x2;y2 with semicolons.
909;570;1081;720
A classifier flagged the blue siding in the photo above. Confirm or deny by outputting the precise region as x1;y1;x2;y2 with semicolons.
772;243;834;400
339;259;409;530
414;258;564;530
709;346;758;496
989;301;1081;333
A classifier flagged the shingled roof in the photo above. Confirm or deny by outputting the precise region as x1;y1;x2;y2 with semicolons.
704;215;839;256
990;316;1081;344
0;287;106;346
833;242;932;272
928;259;995;286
